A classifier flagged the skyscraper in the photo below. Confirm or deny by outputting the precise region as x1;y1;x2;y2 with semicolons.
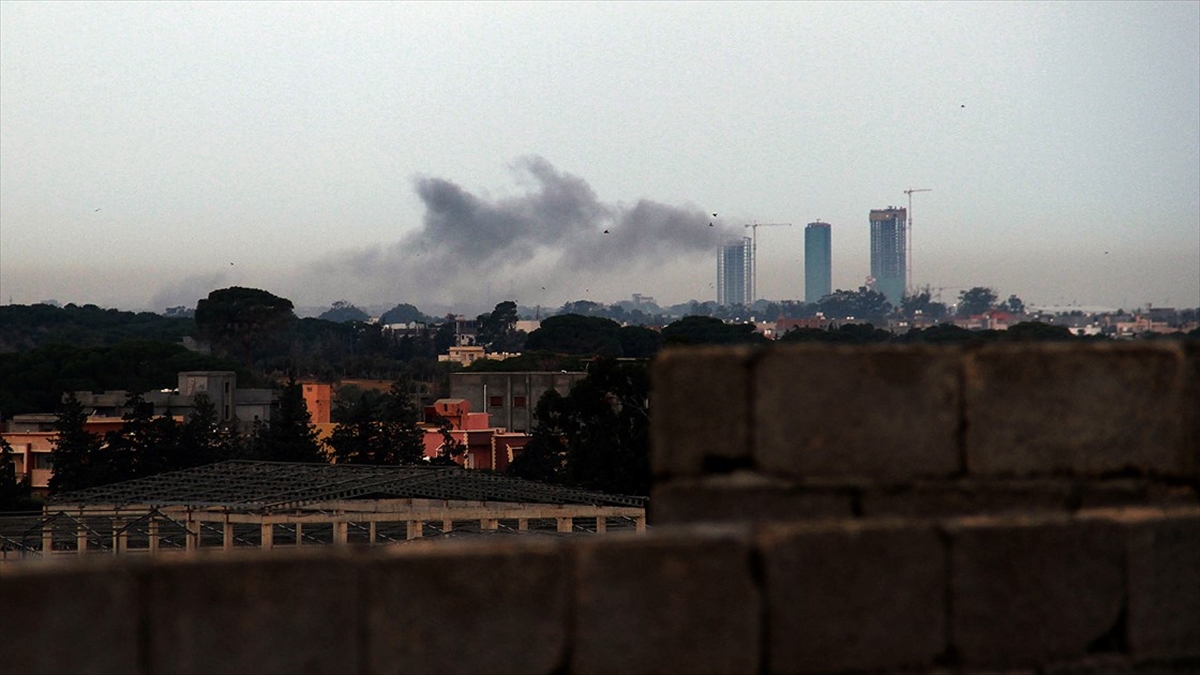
717;237;752;306
804;221;832;304
869;207;906;307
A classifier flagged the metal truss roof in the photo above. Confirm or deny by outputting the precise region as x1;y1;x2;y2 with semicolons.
47;460;646;512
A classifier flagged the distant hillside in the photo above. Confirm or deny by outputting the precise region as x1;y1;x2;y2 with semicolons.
0;303;196;353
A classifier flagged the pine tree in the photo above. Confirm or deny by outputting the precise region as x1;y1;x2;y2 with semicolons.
252;378;326;463
48;391;104;494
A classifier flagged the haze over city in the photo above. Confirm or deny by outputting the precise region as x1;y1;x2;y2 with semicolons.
2;1;1197;316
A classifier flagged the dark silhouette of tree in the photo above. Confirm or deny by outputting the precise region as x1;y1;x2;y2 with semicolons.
318;300;370;323
900;291;948;320
101;392;181;480
179;391;243;465
249;378;325;463
476;300;524;353
379;303;430;325
617;325;663;358
195;287;297;366
661;316;767;346
48;392;104;494
1003;294;1026;314
508;359;650;496
525;314;623;356
816;287;893;324
779;323;891;344
957;287;998;317
0;437;37;511
428;416;466;466
327;379;424;465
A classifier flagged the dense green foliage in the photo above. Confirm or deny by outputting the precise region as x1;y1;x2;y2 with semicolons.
195;287;298;366
0;341;246;417
327;379;425;465
525;314;624;356
661;316;768;345
507;358;651;496
318;301;370;323
0;303;194;352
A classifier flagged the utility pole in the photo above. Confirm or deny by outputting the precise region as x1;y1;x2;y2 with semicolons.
903;188;931;295
742;222;792;303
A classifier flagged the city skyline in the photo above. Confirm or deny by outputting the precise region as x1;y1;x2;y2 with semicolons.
2;2;1197;313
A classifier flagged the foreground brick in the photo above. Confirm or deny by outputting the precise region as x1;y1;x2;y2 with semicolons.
965;343;1193;478
650;474;852;524
651;346;755;478
1119;508;1200;660
146;550;360;675
756;345;962;480
572;526;760;675
759;518;946;673
365;539;569;675
0;561;140;675
949;514;1124;667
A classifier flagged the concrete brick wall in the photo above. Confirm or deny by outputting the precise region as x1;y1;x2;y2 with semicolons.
2;343;1197;674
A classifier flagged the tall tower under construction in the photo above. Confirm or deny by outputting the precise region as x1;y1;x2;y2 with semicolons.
804;221;832;303
869;207;907;307
717;237;753;306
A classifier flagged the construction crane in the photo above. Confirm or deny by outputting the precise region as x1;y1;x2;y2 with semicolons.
743;221;793;302
904;188;931;295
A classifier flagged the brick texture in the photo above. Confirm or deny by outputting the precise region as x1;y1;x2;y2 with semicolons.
145;550;360;675
0;561;140;675
650;475;852;524
650;346;755;477
964;343;1192;478
1120;508;1200;660
756;345;962;480
364;539;569;675
759;519;946;674
571;526;760;675
949;514;1125;667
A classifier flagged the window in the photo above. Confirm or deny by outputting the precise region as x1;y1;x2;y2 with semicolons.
33;454;54;470
489;396;503;407
513;396;527;408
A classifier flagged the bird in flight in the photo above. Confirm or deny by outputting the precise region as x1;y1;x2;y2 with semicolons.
709;222;714;227
94;208;100;212
712;213;718;217
603;229;610;234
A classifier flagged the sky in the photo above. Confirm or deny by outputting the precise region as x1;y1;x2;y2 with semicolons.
2;1;1198;317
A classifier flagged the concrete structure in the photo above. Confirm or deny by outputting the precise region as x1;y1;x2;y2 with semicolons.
717;236;753;306
421;398;529;471
2;342;1197;675
72;371;276;430
869;207;907;306
450;371;586;433
804;220;832;303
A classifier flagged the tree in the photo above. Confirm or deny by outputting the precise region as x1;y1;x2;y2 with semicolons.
318;300;370;323
900;292;948;320
0;437;37;511
48;391;104;494
327;378;425;465
957;287;998;317
101;392;181;480
249;378;325;463
379;303;429;325
178;391;243;465
508;359;650;496
816;287;893;324
1003;294;1026;314
429;416;466;466
661;316;767;346
524;314;623;356
195;287;297;366
476;300;523;353
617;325;663;358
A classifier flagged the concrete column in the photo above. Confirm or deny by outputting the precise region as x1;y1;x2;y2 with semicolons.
295;523;303;546
261;523;274;551
518;518;528;531
113;520;126;555
76;524;88;555
334;522;348;545
635;515;646;533
222;521;233;552
185;512;198;553
41;523;53;556
369;522;377;545
557;517;573;533
482;518;498;530
595;516;607;534
407;521;423;540
442;519;453;534
149;519;159;555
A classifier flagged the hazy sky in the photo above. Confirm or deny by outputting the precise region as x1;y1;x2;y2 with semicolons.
2;1;1198;315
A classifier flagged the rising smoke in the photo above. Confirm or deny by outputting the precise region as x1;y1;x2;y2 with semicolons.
316;156;740;309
